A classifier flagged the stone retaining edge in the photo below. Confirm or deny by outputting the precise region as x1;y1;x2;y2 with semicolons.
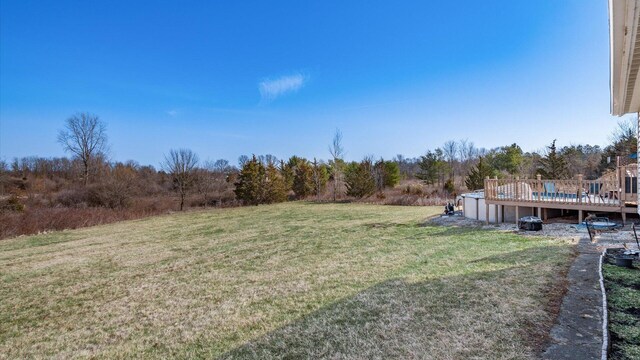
598;249;608;360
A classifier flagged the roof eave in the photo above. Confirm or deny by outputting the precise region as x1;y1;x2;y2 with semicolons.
610;0;640;116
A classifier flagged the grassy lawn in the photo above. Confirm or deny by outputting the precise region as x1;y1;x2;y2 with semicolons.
603;259;640;360
0;202;574;359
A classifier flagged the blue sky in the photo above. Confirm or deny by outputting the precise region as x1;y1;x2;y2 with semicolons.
0;0;630;167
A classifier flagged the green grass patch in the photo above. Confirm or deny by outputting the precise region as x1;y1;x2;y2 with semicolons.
0;202;574;359
603;260;640;360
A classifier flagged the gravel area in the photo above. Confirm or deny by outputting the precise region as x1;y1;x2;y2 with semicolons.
429;214;640;249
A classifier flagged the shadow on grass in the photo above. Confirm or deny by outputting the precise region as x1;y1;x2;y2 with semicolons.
210;252;570;359
467;245;578;266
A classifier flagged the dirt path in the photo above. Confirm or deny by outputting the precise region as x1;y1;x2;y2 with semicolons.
542;237;604;360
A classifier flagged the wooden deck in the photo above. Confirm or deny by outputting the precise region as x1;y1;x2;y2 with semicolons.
483;171;638;223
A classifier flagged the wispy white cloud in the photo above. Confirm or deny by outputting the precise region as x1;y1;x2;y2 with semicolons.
166;109;178;117
259;72;307;102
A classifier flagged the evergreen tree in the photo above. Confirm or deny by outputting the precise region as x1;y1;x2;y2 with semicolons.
416;151;446;185
234;155;265;205
487;143;523;175
263;162;288;203
465;156;494;190
383;161;400;188
344;160;376;198
537;139;569;179
292;159;314;198
373;159;386;194
311;158;329;199
373;159;400;193
281;155;303;191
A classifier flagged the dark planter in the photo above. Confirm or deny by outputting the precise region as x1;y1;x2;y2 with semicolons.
614;256;634;268
518;216;543;231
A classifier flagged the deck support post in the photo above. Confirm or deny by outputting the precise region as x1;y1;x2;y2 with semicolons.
515;205;519;225
543;208;548;221
494;205;499;224
537;207;542;218
622;211;626;225
578;210;583;224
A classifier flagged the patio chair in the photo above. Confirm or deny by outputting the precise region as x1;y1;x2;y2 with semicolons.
543;182;556;198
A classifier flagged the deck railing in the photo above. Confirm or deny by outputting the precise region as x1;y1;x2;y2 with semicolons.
484;174;629;207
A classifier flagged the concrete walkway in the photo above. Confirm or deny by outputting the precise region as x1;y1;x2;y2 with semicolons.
542;238;604;359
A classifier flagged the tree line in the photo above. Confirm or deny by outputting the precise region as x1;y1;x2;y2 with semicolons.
397;118;636;192
0;114;404;212
1;112;637;213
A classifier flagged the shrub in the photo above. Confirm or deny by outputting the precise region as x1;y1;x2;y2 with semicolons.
443;179;455;194
1;195;25;212
55;188;89;208
87;183;131;209
403;184;424;196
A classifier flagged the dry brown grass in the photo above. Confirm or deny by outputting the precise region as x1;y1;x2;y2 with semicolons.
0;202;169;240
0;202;574;359
0;195;242;240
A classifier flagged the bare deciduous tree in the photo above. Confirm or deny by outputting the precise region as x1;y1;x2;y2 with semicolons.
610;117;638;155
442;140;458;180
458;139;478;163
329;129;345;202
57;112;108;185
213;159;232;173
238;155;249;168
194;163;215;208
162;149;199;211
458;139;478;186
263;154;278;166
196;159;234;207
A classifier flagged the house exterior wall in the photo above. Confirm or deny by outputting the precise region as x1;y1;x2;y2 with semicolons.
608;0;640;214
